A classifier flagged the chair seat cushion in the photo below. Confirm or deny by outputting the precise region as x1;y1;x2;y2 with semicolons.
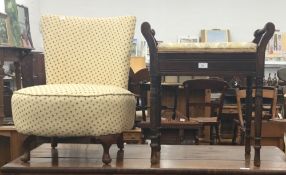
158;42;257;53
12;84;136;137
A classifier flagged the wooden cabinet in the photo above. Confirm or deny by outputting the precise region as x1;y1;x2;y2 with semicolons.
0;126;25;169
0;46;32;125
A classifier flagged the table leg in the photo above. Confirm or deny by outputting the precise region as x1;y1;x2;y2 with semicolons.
150;75;161;164
245;76;253;156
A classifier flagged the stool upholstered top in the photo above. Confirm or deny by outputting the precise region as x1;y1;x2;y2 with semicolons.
157;42;257;53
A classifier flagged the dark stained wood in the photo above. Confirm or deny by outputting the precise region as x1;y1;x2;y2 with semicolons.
158;53;257;76
32;52;46;85
21;51;46;87
1;144;286;175
253;23;276;167
0;47;32;124
20;134;122;165
245;76;253;155
141;22;275;166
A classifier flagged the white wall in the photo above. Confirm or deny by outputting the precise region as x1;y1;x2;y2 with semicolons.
16;0;286;51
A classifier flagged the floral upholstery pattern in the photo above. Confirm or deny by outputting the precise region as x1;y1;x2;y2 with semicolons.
158;42;257;53
12;15;136;137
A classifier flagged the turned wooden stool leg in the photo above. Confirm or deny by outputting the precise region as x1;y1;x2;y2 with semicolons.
254;76;263;167
215;124;221;144
232;122;238;145
245;76;253;156
194;128;200;145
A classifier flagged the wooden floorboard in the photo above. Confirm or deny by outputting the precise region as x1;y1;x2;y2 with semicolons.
1;144;286;175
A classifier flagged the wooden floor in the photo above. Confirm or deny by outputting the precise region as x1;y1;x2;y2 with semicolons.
1;143;286;175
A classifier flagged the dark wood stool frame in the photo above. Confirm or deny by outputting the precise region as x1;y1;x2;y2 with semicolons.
141;22;275;166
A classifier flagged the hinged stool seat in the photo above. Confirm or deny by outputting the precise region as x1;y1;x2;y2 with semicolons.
158;42;257;53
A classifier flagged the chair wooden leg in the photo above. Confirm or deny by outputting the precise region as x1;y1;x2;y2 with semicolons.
51;147;59;164
101;140;112;164
240;128;245;145
117;133;124;151
98;134;120;164
215;124;221;144
51;137;58;149
20;135;37;162
210;126;215;145
50;137;58;163
232;123;238;144
194;129;199;145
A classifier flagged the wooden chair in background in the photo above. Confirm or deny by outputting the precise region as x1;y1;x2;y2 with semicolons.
277;68;286;85
277;67;286;118
129;57;150;121
234;87;278;144
183;79;229;144
129;68;150;121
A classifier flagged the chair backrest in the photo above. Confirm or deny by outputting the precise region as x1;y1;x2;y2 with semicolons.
277;68;286;82
235;87;278;126
128;57;149;94
41;15;136;89
129;68;150;95
277;68;286;86
183;79;229;119
130;56;147;74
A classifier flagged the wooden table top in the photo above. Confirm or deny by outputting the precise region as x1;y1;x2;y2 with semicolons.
1;144;286;175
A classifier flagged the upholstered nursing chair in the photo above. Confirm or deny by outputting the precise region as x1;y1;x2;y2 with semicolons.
11;15;136;164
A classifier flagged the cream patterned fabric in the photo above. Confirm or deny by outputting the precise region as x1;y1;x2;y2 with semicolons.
12;15;136;137
41;15;136;89
158;42;257;53
12;84;136;137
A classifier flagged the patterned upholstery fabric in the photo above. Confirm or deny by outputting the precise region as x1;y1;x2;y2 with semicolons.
12;15;136;137
12;84;135;137
158;42;257;53
42;15;136;89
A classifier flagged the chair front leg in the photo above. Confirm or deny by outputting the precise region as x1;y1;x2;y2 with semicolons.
116;133;124;151
215;124;221;144
98;134;120;164
20;135;37;162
